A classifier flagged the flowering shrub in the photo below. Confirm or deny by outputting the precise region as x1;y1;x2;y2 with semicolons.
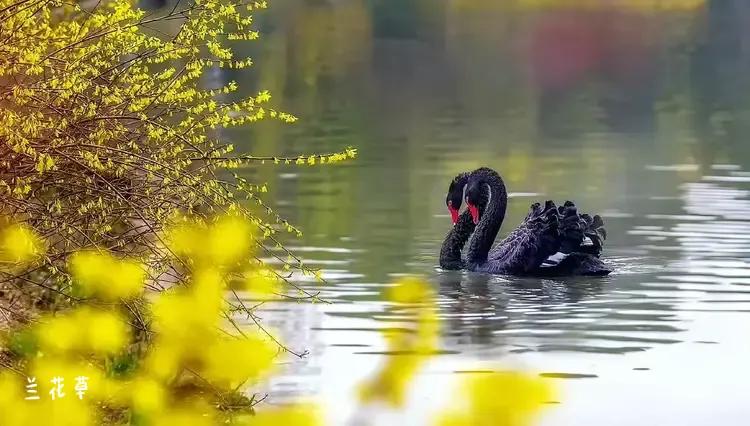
0;217;319;425
0;0;356;315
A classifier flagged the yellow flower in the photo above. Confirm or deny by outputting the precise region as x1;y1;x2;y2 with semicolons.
0;223;44;264
150;404;216;426
359;277;439;406
131;377;167;414
206;215;254;266
0;373;25;424
358;349;427;406
29;398;93;426
151;269;225;343
36;308;129;355
85;309;129;355
192;268;226;306
37;314;79;353
143;344;182;381
151;293;214;344
200;334;276;388
166;215;256;268
243;268;279;300
239;405;321;426
165;223;200;258
386;277;433;304
69;251;145;300
433;371;554;426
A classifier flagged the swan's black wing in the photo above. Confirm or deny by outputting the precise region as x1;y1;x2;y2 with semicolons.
535;252;611;276
482;200;610;276
534;201;610;276
487;200;561;260
476;201;562;274
581;213;607;256
557;201;606;257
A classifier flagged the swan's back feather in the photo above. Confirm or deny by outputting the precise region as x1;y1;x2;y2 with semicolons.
536;252;611;276
480;199;609;276
475;200;561;274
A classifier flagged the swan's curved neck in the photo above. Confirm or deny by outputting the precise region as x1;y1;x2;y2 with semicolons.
466;170;507;264
439;209;475;269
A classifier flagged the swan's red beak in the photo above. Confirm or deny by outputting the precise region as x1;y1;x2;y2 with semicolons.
448;205;459;225
467;203;480;225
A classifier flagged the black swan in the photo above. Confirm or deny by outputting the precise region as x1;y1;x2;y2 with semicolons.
439;172;484;270
439;170;557;272
439;170;555;272
441;168;610;276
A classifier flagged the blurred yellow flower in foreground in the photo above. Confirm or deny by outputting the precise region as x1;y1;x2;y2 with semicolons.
359;278;438;407
0;223;44;264
240;404;322;426
149;269;225;351
69;252;145;300
201;335;276;388
0;215;296;425
434;371;554;426
150;405;216;426
130;377;166;414
36;308;130;356
167;215;256;268
243;268;281;300
148;269;277;386
386;277;433;305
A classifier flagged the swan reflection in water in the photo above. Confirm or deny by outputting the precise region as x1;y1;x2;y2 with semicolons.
436;271;605;349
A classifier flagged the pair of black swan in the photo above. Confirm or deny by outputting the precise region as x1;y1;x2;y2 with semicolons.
439;167;610;276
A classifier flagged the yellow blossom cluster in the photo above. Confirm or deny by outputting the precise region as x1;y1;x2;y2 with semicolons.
0;0;355;308
0;222;44;265
434;372;554;426
167;215;257;268
358;278;440;406
0;216;319;425
69;252;145;300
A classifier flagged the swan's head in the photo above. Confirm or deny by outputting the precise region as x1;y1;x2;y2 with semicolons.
446;173;469;225
465;180;485;225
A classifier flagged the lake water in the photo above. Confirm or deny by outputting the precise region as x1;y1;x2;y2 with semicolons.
213;1;750;424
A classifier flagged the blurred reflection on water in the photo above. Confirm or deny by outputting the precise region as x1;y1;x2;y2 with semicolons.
147;0;750;424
